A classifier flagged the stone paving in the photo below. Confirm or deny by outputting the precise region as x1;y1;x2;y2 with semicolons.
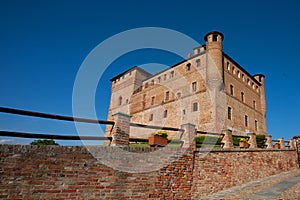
203;169;300;199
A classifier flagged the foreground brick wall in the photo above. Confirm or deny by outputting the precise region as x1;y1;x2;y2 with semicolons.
0;145;298;199
191;149;298;199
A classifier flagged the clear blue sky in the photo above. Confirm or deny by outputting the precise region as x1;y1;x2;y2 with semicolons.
0;0;299;145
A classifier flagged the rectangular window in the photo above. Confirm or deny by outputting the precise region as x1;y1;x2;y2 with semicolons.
192;102;198;112
149;114;153;121
151;96;155;105
186;63;191;71
253;100;256;109
177;92;181;99
165;91;169;101
230;84;234;96
241;92;244;102
245;115;248;127
228;107;232;120
196;59;201;67
158;77;161;83
163;110;167;118
164;74;167;80
192;82;197;92
255;120;258;131
171;71;174;78
182;109;186;115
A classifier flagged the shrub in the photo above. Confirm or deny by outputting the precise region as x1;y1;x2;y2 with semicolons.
30;139;59;145
256;134;266;148
195;136;222;147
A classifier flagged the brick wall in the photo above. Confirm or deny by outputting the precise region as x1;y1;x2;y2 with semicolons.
0;145;298;199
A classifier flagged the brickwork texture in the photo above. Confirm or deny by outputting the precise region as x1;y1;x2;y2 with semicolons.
0;145;298;199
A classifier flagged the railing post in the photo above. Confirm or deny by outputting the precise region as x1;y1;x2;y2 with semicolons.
265;135;273;149
288;139;295;150
247;133;257;149
278;138;286;150
221;129;233;149
110;112;130;147
180;123;196;149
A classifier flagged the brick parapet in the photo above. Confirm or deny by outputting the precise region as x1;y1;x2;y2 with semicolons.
0;144;298;199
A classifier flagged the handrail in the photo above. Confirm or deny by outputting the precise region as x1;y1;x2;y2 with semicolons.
0;130;112;140
0;107;114;125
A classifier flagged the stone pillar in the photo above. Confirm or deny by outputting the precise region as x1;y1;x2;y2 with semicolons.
221;129;233;149
265;135;273;149
110;112;130;147
278;138;286;150
287;139;295;150
247;133;257;149
180;123;196;149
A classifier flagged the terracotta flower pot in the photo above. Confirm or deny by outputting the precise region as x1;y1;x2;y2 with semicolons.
274;143;280;149
239;141;249;148
148;135;168;147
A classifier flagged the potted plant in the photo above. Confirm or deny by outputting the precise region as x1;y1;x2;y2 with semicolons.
239;138;249;148
274;141;281;149
148;131;168;147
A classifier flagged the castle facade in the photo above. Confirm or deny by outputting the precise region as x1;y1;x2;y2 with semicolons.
107;31;267;139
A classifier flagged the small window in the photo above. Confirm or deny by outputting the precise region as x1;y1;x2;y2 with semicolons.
171;71;174;78
242;74;245;82
182;109;186;115
149;114;153;121
165;91;169;101
253;100;256;109
151;80;155;85
247;78;250;86
186;63;191;71
126;99;128;104
151;96;155;105
245;115;248;127
241;92;245;102
192;82;197;92
212;34;218;41
255;120;258;131
230;84;234;96
158;77;161;83
237;71;241;78
192;102;198;112
228;107;232;120
119;96;122;106
232;66;235;74
227;62;230;70
163;110;168;118
122;75;125;79
177;92;182;99
145;82;148;88
164;74;167;80
196;59;201;67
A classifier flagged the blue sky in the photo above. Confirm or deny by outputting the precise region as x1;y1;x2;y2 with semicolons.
0;0;299;145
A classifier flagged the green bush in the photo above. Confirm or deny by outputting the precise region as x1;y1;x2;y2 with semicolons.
195;136;222;148
232;136;240;146
256;134;266;148
30;139;59;145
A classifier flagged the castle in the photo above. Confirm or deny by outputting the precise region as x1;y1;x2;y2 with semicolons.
106;31;267;139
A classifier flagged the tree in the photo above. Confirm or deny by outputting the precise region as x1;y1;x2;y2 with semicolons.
30;139;59;145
